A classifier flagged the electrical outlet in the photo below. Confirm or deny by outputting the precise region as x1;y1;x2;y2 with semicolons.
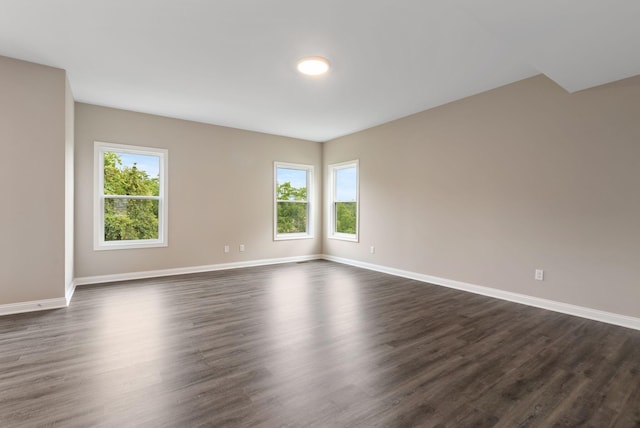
224;245;230;253
535;269;544;281
239;244;245;252
370;246;375;254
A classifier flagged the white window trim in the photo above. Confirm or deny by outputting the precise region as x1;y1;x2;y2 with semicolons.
328;159;359;242
274;161;314;241
94;141;168;251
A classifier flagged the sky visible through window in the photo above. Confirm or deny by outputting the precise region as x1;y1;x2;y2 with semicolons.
336;167;356;201
118;153;160;177
276;166;356;201
277;168;307;189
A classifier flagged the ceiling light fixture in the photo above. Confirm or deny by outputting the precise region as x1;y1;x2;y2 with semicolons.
297;56;330;76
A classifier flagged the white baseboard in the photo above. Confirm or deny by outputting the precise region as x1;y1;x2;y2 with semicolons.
73;254;323;286
322;254;640;331
19;253;638;332
65;280;76;305
0;298;68;316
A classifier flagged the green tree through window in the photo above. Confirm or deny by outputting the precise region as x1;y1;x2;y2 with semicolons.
336;201;357;234
95;142;167;250
103;152;160;241
330;161;358;241
276;181;308;234
274;163;313;239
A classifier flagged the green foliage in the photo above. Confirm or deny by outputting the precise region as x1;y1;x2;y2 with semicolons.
104;152;159;241
276;182;307;234
277;181;307;201
277;202;307;234
336;202;357;234
104;152;159;196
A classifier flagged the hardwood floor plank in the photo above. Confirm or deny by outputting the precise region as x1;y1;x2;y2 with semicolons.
1;260;639;427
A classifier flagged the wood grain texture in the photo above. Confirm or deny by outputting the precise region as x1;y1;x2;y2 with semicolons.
1;260;639;427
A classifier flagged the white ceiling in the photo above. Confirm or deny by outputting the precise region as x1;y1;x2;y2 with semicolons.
1;0;638;142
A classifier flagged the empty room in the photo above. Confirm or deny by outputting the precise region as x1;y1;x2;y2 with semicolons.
1;1;640;426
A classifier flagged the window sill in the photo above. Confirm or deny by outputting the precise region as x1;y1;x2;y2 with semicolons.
274;234;314;241
328;234;358;242
94;241;168;251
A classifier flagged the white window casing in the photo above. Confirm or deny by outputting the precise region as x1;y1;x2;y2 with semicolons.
94;141;168;250
274;161;314;240
328;160;359;242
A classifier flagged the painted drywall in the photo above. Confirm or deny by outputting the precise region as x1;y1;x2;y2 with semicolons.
323;74;640;318
74;104;322;278
65;77;75;300
0;56;67;304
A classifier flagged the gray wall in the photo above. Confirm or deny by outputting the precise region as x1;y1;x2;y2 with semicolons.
74;104;322;278
0;56;68;304
323;74;640;318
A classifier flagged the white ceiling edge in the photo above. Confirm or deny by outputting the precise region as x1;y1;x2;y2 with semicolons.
0;0;638;142
452;0;640;94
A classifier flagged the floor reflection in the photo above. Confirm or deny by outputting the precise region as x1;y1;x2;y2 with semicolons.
264;266;375;413
91;287;169;418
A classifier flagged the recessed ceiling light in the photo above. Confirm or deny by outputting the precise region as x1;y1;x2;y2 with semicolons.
297;56;330;76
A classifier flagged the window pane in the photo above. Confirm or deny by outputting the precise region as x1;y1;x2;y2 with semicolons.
335;167;356;201
335;202;357;234
276;168;307;201
104;151;160;196
329;161;358;240
277;202;307;234
104;198;159;241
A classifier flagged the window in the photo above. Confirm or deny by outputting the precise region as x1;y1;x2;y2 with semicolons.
329;160;359;241
94;142;168;250
274;162;313;240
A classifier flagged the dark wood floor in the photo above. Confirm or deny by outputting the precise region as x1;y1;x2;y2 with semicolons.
1;260;639;427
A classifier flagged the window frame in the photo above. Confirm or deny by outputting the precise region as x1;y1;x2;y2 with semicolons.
273;161;314;241
94;141;168;251
328;160;359;242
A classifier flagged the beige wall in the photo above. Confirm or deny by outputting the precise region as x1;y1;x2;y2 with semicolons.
3;51;638;322
65;77;75;299
324;75;640;318
74;104;322;278
0;56;67;304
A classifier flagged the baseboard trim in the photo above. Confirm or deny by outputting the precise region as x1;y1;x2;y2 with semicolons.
322;254;640;331
66;280;76;306
0;298;68;316
28;254;640;331
73;254;324;286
